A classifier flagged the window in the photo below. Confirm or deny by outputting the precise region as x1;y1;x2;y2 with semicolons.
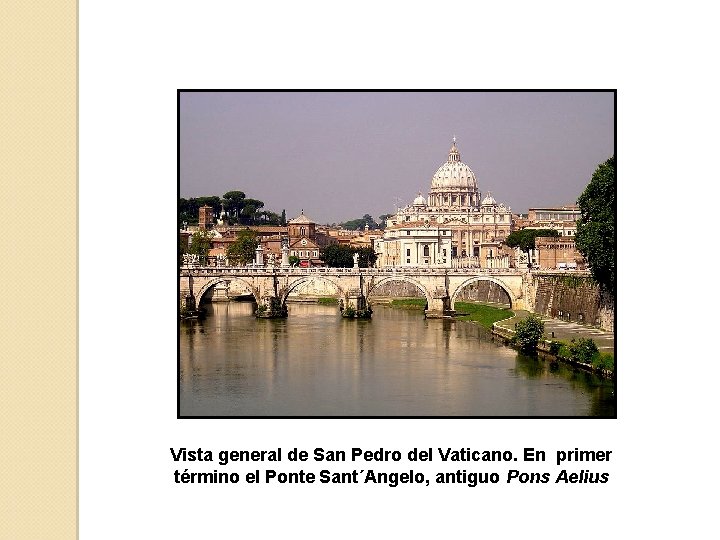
406;230;410;235
423;245;430;257
406;248;411;257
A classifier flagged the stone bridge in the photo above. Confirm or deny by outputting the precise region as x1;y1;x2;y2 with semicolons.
180;266;538;318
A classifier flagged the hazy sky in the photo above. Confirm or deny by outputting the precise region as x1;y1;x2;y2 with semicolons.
180;91;614;224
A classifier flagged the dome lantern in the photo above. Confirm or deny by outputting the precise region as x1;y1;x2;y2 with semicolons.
448;135;461;163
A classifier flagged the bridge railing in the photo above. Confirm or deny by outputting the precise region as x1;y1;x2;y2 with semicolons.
179;265;546;276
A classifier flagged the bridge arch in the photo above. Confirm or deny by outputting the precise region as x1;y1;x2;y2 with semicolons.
366;276;433;308
450;276;515;310
280;275;345;304
196;277;258;305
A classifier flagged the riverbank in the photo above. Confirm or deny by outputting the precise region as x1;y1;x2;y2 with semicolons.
492;310;615;377
379;298;615;378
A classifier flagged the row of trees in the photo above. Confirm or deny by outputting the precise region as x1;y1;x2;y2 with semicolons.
339;213;393;231
179;191;285;227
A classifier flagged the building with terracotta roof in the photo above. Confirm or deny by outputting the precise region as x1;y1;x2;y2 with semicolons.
287;211;325;266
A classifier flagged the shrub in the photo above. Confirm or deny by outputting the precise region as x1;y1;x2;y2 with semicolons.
568;338;598;364
513;315;545;352
549;340;563;355
592;352;615;372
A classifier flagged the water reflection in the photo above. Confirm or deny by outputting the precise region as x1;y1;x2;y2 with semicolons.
180;302;615;417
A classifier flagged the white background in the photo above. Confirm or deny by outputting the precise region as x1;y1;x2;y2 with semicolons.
80;1;718;538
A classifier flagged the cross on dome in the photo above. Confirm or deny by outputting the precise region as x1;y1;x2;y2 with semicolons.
448;137;461;162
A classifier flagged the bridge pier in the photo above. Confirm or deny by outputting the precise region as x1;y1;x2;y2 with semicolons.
425;296;454;319
255;295;288;318
255;272;288;318
341;289;372;319
425;278;454;318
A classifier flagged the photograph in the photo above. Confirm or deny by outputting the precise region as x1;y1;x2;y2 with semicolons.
178;90;616;418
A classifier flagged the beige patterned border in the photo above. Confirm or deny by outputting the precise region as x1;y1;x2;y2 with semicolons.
0;1;77;538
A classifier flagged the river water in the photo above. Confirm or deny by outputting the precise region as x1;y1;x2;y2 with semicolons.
179;302;615;417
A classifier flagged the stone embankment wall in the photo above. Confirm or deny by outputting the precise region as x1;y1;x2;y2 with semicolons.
526;274;614;331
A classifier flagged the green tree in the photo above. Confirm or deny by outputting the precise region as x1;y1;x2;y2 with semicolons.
179;197;198;227
575;156;616;294
188;230;213;263
320;244;355;267
179;196;221;227
281;209;287;226
222;190;246;219
362;214;378;229
320;245;377;268
257;210;282;225
356;247;378;268
341;214;379;230
226;230;257;266
505;228;560;267
239;198;265;225
568;338;599;364
513;314;545;352
196;196;222;214
342;218;365;230
378;214;392;229
288;255;300;266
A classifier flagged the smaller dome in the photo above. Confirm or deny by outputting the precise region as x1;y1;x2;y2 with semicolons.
289;210;314;224
413;192;426;206
482;193;497;206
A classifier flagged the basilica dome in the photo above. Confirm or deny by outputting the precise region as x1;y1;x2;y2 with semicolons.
430;140;478;191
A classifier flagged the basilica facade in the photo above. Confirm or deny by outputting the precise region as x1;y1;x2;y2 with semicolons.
375;139;513;268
